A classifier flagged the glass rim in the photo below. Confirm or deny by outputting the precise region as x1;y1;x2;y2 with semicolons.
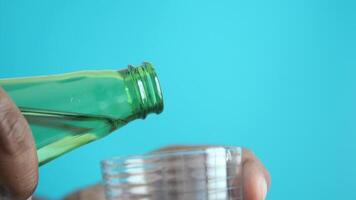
101;146;242;167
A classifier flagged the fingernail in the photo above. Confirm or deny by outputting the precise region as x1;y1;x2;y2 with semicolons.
258;175;267;200
26;196;32;200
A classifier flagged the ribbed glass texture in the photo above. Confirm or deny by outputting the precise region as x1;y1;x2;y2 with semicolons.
102;146;243;200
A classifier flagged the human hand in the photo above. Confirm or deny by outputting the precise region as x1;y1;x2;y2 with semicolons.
0;88;38;200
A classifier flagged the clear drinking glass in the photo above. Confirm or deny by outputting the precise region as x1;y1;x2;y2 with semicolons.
101;146;243;200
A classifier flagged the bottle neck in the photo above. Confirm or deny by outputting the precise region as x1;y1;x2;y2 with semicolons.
121;62;164;119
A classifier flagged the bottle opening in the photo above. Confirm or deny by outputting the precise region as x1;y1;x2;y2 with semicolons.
127;62;164;118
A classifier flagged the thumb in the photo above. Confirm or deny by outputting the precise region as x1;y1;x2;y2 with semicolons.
242;149;271;200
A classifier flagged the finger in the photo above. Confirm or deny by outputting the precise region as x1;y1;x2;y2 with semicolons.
0;87;38;199
64;184;105;200
242;149;271;200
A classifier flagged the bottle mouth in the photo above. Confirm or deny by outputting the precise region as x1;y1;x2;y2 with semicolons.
127;62;164;118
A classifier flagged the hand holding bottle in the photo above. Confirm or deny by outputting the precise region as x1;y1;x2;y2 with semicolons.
0;82;271;200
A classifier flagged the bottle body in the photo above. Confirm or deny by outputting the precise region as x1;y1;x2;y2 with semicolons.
0;63;163;165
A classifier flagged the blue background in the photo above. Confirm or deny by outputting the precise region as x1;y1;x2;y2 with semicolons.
1;0;355;199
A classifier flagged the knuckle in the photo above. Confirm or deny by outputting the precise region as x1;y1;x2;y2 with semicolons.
8;181;37;200
242;148;256;161
0;107;28;155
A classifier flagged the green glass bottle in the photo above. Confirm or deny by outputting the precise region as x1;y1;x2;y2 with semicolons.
0;63;164;165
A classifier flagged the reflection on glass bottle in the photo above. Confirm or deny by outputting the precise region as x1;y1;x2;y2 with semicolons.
0;63;164;165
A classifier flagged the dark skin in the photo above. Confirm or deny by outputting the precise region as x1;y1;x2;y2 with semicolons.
0;88;38;200
0;87;271;200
